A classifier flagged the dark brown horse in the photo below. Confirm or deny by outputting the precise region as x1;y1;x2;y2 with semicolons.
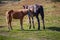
6;9;29;31
23;4;45;30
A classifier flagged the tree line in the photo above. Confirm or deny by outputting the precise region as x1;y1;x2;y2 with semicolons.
0;0;20;3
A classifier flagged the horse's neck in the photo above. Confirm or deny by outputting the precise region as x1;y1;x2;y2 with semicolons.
20;9;28;16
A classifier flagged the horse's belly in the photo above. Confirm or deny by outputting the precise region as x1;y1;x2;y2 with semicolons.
12;13;21;19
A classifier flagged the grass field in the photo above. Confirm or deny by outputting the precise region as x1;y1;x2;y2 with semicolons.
0;0;60;40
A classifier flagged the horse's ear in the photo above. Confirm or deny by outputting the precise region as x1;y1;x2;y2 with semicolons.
26;5;28;9
23;5;25;9
23;5;28;9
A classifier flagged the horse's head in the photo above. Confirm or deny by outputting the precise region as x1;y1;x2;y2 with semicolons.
23;5;28;9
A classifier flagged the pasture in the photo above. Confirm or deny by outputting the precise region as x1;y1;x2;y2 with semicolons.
0;0;60;40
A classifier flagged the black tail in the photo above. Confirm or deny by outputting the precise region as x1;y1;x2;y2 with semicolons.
40;5;45;29
40;5;44;20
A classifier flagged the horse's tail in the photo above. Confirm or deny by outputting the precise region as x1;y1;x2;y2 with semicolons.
6;10;14;25
40;5;45;29
40;5;44;20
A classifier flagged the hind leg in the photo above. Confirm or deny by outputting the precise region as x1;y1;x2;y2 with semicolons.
41;16;45;29
36;15;40;30
40;13;45;29
40;6;45;29
7;18;13;31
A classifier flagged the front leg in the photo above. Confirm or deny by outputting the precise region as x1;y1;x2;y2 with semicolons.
32;17;35;29
28;16;31;29
20;18;24;30
28;10;32;29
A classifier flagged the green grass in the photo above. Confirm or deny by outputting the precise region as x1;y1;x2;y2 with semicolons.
0;0;60;40
0;30;60;40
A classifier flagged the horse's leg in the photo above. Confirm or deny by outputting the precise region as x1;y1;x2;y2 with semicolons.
8;17;13;31
7;21;10;31
36;15;40;30
40;6;45;29
20;18;24;30
29;16;31;29
42;18;45;29
41;14;45;29
28;11;31;29
32;17;35;29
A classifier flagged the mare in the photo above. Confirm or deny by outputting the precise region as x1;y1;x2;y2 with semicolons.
6;9;29;31
23;4;45;30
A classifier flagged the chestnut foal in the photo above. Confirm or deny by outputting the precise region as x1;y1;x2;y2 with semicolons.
6;9;29;31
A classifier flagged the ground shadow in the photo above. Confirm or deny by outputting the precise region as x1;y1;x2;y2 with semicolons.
0;1;8;4
51;0;60;2
0;0;20;4
0;0;20;6
16;29;42;31
0;26;9;33
0;30;9;33
0;26;5;28
47;26;60;32
0;1;9;7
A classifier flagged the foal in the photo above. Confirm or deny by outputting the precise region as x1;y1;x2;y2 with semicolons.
23;4;45;30
6;9;29;31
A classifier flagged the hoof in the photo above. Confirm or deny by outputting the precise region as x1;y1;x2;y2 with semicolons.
29;26;31;29
33;27;35;29
33;26;35;29
21;29;24;30
38;29;40;30
43;27;45;30
29;27;31;29
38;26;40;30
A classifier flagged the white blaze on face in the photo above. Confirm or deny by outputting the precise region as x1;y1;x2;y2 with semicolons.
28;5;37;13
28;6;34;12
34;5;36;13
